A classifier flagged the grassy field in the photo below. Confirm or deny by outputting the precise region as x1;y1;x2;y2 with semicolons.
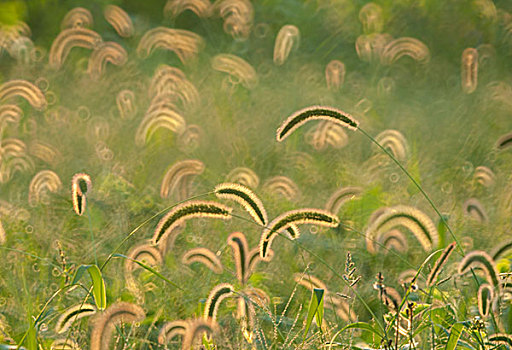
1;0;512;348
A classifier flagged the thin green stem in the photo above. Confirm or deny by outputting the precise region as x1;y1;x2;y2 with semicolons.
0;246;63;271
86;205;97;265
58;192;215;349
16;283;89;349
99;191;214;271
228;212;388;339
384;249;442;337
357;127;464;256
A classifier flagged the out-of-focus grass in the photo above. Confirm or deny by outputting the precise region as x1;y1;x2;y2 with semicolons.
1;0;512;348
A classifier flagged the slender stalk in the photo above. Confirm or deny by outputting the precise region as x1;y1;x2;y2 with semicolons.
383;249;442;337
86;206;97;265
228;212;388;339
16;284;89;349
99;191;214;271
57;192;215;349
395;308;400;350
357;127;464;256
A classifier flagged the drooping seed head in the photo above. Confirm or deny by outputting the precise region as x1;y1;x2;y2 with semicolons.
276;106;359;142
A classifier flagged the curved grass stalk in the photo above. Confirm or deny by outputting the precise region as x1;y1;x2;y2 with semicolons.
477;284;493;318
214;182;267;226
227;232;249;284
182;247;224;274
259;208;339;260
158;320;188;345
52;192;214;350
100;191;214;271
489;333;512;346
338;222;419;270
55;303;96;334
366;205;438;254
491;238;512;261
204;283;235;321
228;212;388;340
357;127;463;255
276;106;358;142
152;200;232;245
89;302;145;350
458;251;500;289
426;242;456;287
181;319;218;350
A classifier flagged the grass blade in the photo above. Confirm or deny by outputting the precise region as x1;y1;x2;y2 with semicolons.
86;265;106;311
112;253;183;290
26;321;36;350
70;265;89;285
314;289;324;328
71;265;106;310
445;323;464;350
340;322;384;339
303;288;324;340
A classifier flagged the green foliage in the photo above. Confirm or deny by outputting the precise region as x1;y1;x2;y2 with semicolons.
446;323;465;350
112;253;182;289
0;0;511;348
0;1;27;25
72;264;106;310
303;288;324;340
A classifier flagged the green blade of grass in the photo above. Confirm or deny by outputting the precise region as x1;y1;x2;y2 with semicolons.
314;288;324;328
87;265;106;311
71;265;89;286
339;321;384;339
26;321;36;350
71;265;106;310
445;323;464;350
437;215;449;249
303;288;324;341
112;253;183;290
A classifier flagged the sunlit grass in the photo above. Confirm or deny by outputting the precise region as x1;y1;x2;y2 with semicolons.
1;0;512;349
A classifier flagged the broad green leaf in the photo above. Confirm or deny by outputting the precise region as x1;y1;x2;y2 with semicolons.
87;265;106;311
446;323;464;350
70;265;89;286
303;288;324;340
314;288;324;328
70;265;106;310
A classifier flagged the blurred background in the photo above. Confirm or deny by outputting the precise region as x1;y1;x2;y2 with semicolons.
1;0;512;348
